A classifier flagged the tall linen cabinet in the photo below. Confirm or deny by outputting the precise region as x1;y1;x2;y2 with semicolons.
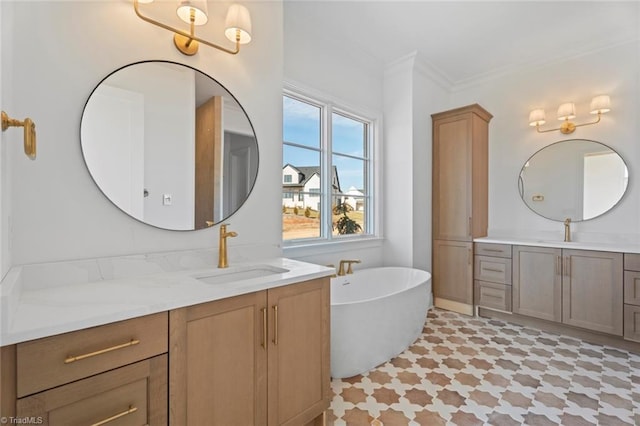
432;104;492;315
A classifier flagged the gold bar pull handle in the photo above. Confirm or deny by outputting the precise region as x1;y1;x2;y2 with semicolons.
468;217;472;236
64;339;140;364
91;405;138;426
272;305;278;345
468;248;472;265
261;307;267;349
555;255;561;275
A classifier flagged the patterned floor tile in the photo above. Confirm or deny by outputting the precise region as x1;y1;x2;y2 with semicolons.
329;308;640;425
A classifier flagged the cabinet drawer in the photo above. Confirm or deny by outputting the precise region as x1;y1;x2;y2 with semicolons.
17;312;167;397
624;253;640;272
474;256;511;284
624;271;640;306
474;281;512;312
17;355;167;426
624;304;640;343
475;243;511;258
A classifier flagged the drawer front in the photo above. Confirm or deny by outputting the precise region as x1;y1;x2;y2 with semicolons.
17;312;167;397
475;243;511;258
624;304;640;343
474;281;512;312
474;256;512;284
624;253;640;272
624;271;640;306
17;355;167;426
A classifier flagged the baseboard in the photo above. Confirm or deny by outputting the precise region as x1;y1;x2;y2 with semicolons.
434;298;473;316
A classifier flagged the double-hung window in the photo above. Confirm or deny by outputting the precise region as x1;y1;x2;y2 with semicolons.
282;90;375;243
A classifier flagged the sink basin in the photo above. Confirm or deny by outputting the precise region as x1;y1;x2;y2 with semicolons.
194;265;289;285
536;240;579;244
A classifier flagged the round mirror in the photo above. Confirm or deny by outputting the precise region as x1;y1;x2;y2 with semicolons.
81;61;258;231
518;139;628;222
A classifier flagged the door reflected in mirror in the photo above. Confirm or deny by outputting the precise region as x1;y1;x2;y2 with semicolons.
81;61;258;231
519;139;628;222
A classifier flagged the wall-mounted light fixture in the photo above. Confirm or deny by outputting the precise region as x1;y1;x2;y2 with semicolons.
1;111;36;160
528;95;611;134
134;0;252;56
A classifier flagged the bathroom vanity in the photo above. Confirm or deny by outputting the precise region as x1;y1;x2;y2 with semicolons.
0;255;332;425
474;237;640;351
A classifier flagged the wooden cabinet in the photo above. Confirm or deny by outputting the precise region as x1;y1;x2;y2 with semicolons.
433;240;473;311
4;313;169;426
169;278;330;426
562;249;623;335
474;242;512;312
623;253;640;341
513;246;623;335
432;104;492;315
513;245;562;322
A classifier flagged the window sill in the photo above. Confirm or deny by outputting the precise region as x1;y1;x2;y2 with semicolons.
283;236;384;258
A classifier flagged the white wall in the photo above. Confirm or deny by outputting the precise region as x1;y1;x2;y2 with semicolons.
0;2;13;278
450;41;640;242
3;1;283;265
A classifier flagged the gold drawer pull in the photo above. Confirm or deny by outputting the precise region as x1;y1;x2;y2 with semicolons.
482;248;503;253
65;339;140;364
261;307;267;349
272;305;279;345
91;405;137;426
483;267;504;273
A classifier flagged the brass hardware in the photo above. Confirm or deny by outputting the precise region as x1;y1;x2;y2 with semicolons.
338;260;361;276
133;0;250;56
1;111;36;160
566;256;571;277
534;113;602;135
90;406;138;426
261;307;267;349
272;305;278;345
468;249;472;265
483;248;503;253
205;220;215;227
564;218;571;242
468;217;472;236
64;339;140;364
218;223;238;268
482;267;503;273
556;255;561;275
530;96;610;134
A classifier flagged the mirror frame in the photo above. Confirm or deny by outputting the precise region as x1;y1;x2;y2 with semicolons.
518;138;629;222
79;60;259;231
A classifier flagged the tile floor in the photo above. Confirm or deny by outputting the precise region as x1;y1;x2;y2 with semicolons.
328;309;640;425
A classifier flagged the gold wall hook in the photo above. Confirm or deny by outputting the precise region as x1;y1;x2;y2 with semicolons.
1;111;36;160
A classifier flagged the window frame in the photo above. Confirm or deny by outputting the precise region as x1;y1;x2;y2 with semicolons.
282;85;380;249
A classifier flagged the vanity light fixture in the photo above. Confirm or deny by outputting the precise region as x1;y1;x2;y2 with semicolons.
133;0;252;56
1;111;36;160
528;95;611;134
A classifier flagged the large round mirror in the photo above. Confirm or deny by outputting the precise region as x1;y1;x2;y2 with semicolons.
518;139;628;222
81;61;258;230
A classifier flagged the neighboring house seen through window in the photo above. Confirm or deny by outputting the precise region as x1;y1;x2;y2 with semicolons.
282;91;374;242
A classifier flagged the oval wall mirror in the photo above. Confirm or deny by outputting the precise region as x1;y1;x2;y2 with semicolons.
518;139;629;222
81;61;258;231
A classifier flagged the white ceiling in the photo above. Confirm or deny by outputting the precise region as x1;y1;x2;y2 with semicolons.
283;1;640;87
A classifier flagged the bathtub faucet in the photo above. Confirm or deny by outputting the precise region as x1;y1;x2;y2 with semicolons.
338;259;361;276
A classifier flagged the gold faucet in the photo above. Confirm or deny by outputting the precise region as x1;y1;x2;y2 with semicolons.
338;259;361;276
218;224;238;268
564;218;571;242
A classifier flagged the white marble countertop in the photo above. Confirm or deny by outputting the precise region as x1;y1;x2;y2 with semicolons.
0;255;334;346
475;236;640;254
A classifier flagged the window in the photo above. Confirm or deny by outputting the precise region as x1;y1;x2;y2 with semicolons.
284;174;293;183
282;91;375;243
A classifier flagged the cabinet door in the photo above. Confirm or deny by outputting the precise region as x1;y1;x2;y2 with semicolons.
267;278;330;426
433;240;473;306
513;245;562;322
17;355;167;426
169;291;268;426
433;116;472;241
562;249;623;335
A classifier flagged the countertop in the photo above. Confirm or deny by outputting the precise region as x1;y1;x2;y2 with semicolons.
475;236;640;254
0;254;334;346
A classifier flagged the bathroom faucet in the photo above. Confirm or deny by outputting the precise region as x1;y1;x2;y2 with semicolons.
564;218;571;242
218;224;238;268
338;259;361;276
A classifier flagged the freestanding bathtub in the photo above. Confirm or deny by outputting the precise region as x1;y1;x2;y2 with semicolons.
330;267;432;379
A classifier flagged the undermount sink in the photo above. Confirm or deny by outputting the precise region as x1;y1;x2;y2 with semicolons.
194;265;289;285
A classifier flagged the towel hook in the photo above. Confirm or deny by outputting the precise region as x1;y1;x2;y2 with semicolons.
1;111;36;160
